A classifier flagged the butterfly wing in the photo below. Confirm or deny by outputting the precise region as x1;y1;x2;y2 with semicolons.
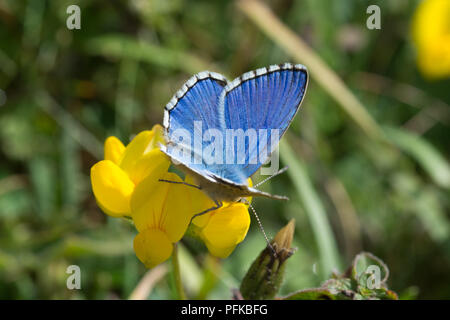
218;63;308;179
163;71;228;174
162;64;308;192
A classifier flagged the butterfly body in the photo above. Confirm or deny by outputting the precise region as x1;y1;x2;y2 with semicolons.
161;148;288;202
161;63;308;204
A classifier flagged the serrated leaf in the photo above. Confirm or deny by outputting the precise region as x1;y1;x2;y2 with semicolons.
282;252;397;300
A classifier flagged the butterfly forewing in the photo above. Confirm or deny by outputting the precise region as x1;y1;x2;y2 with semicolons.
218;63;308;179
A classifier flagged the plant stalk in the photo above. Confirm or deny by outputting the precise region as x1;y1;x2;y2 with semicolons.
172;242;186;300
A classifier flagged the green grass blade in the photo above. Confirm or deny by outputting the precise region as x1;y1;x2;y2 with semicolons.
280;141;341;278
384;126;450;189
84;34;211;74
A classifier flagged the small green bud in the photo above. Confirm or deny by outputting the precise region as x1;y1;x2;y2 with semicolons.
240;219;296;300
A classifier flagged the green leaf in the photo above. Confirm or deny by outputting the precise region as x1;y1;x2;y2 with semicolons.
282;288;337;300
282;252;397;300
352;252;389;282
350;253;397;300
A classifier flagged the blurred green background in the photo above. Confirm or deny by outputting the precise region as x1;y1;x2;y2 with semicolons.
0;0;449;299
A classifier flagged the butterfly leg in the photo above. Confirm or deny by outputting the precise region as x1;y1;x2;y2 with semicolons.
158;179;201;190
189;200;222;225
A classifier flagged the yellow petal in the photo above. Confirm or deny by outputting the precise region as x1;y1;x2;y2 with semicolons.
90;160;135;217
128;149;170;185
119;130;155;173
95;199;131;218
104;136;125;165
412;0;450;79
133;228;173;268
130;170;179;219
131;172;194;243
148;124;166;149
416;48;450;79
245;178;253;205
200;203;250;258
185;175;215;228
412;0;449;45
203;239;236;259
187;176;253;227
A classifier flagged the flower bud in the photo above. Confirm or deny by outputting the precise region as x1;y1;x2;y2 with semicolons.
240;219;296;300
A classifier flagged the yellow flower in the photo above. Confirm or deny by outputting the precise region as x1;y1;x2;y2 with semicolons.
91;124;255;267
131;172;194;268
411;0;450;79
90;125;169;217
187;176;252;258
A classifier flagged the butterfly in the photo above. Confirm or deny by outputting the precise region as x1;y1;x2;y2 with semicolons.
160;63;308;216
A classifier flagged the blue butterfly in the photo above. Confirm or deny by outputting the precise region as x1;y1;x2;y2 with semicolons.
160;63;308;215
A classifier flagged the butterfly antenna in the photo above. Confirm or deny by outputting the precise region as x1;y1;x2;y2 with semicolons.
254;166;289;188
243;199;277;257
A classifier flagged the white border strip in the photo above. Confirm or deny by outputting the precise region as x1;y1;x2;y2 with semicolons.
165;71;227;111
223;63;307;93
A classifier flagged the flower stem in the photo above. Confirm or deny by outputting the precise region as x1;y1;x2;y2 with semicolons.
172;242;186;300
